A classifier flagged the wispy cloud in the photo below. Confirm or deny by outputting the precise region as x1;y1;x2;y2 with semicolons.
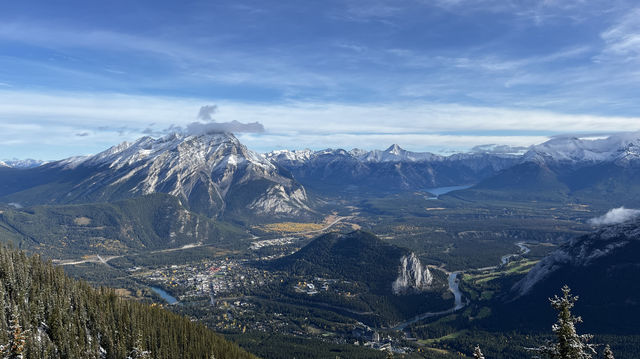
0;0;638;159
0;22;206;60
600;7;640;62
1;90;639;158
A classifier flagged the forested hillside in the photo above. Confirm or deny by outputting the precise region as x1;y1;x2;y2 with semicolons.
0;246;256;359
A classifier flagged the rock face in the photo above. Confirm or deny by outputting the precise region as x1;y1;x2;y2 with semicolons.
392;253;433;295
500;218;640;333
67;132;312;217
512;218;640;297
0;132;312;218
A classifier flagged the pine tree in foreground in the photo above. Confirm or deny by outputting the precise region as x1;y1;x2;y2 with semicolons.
529;285;597;359
473;345;485;359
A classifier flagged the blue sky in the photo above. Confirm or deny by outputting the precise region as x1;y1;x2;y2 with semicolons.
1;0;639;159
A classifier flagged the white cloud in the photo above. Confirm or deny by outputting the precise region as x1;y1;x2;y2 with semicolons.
197;105;218;121
1;89;640;158
589;207;640;226
185;121;265;135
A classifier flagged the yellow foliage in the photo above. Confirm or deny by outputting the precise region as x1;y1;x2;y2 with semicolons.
254;222;324;234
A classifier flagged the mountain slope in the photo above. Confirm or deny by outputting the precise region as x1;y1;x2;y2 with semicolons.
0;132;311;219
266;145;518;194
265;230;451;325
501;218;640;333
457;133;640;204
0;245;256;359
268;230;446;298
0;194;247;258
269;230;410;294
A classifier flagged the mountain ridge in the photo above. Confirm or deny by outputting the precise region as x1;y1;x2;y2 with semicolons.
0;132;312;219
494;218;640;333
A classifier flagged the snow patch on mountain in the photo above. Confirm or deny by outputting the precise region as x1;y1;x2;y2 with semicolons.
249;186;311;215
265;144;442;165
263;149;314;163
358;144;442;163
392;253;433;295
0;159;48;168
50;132;310;217
523;132;640;164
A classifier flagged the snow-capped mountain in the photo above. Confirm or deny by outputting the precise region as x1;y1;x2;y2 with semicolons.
2;132;311;218
0;159;48;168
465;132;640;203
357;144;443;163
265;144;519;193
264;144;443;165
523;132;640;166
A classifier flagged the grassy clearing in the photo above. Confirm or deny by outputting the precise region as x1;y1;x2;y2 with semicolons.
254;222;325;233
418;330;468;345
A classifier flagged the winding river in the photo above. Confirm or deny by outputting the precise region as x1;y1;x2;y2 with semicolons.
393;241;531;331
151;286;179;305
392;272;465;330
500;242;531;265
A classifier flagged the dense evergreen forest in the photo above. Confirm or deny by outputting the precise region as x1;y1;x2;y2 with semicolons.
0;246;256;359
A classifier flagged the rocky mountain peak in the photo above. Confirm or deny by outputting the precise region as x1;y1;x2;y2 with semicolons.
385;144;404;155
392;252;433;295
43;132;310;218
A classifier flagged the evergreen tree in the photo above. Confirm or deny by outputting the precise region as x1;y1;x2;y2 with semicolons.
4;305;27;359
128;332;151;359
0;246;256;359
530;285;597;359
603;345;614;359
473;345;485;359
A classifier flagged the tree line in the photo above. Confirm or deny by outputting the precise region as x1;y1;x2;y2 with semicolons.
0;246;256;359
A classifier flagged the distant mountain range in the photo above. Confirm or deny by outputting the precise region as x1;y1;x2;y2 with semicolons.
3;131;640;220
265;145;519;194
465;133;640;205
0;158;47;168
